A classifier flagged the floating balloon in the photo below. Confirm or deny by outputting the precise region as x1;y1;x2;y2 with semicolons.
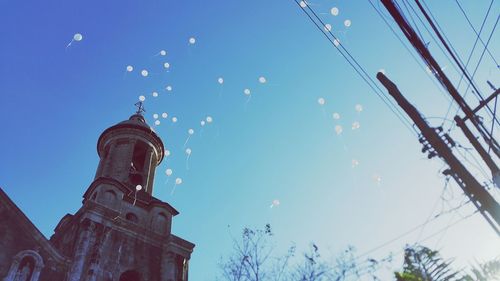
172;117;178;123
206;116;213;123
152;91;159;97
160;50;167;56
165;85;172;92
133;184;142;205
126;65;134;72
74;33;83;41
344;20;352;27
153;113;159;119
330;7;339;16
185;148;192;169
188;37;196;45
66;33;83;48
355;104;363;112
184;129;195;147
200;120;206;126
244;88;251;96
352;121;360;130
335;125;343;135
165;168;173;176
165;150;171;157
333;39;340;46
299;1;307;8
317;97;326;106
218;77;224;84
258;76;267;84
141;70;149;77
154;120;161;126
270;199;280;208
139;95;146;102
351;159;359;168
324;24;332;32
379;68;386;75
163;62;170;69
373;174;382;184
332;112;341;120
171;177;183;195
162;112;168;118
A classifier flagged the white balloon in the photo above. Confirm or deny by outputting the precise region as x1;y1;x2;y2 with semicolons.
317;97;325;106
165;85;172;92
324;24;332;32
155;120;161;126
160;50;167;56
244;88;251;95
330;7;339;16
218;77;224;84
333;39;340;46
344;19;352;27
153;113;159;119
135;184;142;191
188;37;196;44
141;69;149;77
299;1;307;8
258;76;267;84
162;112;168;118
206;116;213;123
152;91;159;97
163;62;170;69
172;117;178;123
126;65;134;72
165;168;173;176
332;112;341;120
355;104;363;112
335;125;343;135
185;148;192;155
352;121;360;130
139;95;146;102
272;199;280;206
200;120;206;126
175;177;183;185
351;159;359;168
379;68;386;75
188;128;194;135
165;150;171;157
73;33;83;41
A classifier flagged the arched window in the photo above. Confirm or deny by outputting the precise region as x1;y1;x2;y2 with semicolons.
153;213;168;234
100;190;117;208
119;270;141;281
125;212;139;223
4;250;44;281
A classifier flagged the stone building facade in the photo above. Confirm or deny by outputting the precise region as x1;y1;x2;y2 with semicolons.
0;112;195;281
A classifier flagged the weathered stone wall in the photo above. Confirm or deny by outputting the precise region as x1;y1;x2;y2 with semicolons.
0;200;67;281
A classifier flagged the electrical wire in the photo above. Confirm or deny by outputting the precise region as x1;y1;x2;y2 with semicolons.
367;0;452;104
293;0;419;136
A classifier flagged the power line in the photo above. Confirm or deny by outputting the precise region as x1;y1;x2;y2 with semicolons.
292;0;418;136
454;0;499;69
457;14;500;122
367;0;452;104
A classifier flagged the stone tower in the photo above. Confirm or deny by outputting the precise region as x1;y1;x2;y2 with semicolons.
47;111;195;281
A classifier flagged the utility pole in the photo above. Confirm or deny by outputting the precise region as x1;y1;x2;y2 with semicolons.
377;72;500;236
380;0;500;163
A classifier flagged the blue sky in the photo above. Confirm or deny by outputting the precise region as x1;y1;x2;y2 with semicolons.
1;0;499;280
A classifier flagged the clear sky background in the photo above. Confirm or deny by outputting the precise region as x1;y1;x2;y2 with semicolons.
1;0;499;280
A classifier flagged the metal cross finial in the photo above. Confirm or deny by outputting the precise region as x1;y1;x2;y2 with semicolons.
134;101;146;115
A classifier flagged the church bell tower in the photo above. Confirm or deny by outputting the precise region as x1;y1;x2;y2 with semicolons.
49;105;195;281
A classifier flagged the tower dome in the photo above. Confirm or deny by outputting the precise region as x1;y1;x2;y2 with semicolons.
94;112;164;195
